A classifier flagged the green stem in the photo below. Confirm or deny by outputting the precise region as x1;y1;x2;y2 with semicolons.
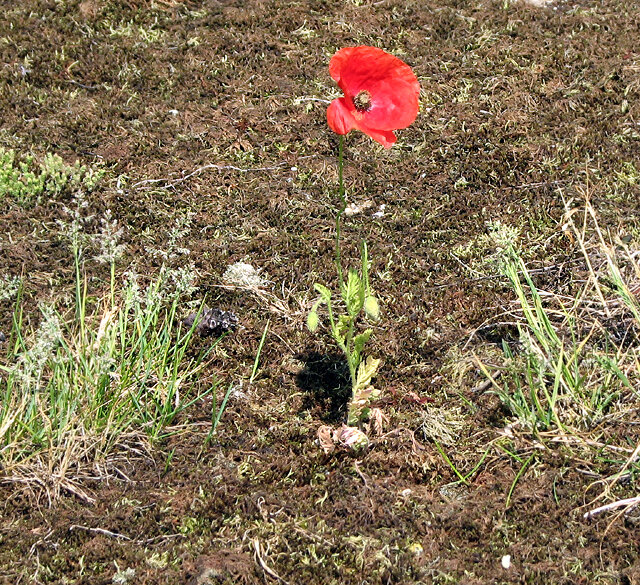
110;261;116;307
361;241;370;295
335;135;346;287
74;247;82;318
345;318;357;390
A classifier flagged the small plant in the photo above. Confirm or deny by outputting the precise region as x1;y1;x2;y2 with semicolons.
308;244;382;425
308;46;420;428
0;147;103;205
476;201;640;518
0;274;21;301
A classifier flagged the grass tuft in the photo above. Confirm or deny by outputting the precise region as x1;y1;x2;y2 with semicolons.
0;208;222;503
478;200;640;513
482;207;640;434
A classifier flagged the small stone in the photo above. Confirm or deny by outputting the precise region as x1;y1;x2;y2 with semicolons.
344;200;374;216
520;0;554;5
372;204;386;218
184;307;238;337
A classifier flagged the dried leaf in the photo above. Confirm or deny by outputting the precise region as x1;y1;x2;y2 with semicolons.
334;425;369;451
369;408;388;436
317;425;336;454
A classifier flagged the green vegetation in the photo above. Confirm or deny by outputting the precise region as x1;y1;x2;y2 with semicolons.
2;0;640;581
308;242;381;426
0;147;103;205
485;211;639;434
0;161;226;502
479;202;640;509
0;266;221;502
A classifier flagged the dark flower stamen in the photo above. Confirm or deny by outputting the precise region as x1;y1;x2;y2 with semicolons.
353;90;372;112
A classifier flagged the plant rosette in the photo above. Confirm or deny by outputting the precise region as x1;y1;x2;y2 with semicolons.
317;424;370;454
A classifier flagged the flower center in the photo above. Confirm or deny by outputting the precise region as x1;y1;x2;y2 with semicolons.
353;90;372;112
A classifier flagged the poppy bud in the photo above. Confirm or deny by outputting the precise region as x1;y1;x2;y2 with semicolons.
307;311;319;332
364;295;380;320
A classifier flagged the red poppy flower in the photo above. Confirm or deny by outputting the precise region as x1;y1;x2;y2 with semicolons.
327;46;420;148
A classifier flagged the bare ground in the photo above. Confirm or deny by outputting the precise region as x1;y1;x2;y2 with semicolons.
1;0;640;583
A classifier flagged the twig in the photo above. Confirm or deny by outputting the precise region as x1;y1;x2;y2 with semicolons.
549;435;635;454
59;481;96;505
137;533;185;545
67;80;100;90
295;97;331;104
353;460;371;489
513;179;569;190
69;525;131;540
252;539;289;584
470;371;502;393
425;259;583;290
210;284;290;317
131;162;289;190
583;496;640;520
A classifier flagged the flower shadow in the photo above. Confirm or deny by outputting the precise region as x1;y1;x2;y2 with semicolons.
295;351;351;424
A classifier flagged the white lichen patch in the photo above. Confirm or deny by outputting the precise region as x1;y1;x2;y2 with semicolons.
519;0;556;6
420;404;466;447
344;199;374;216
222;262;268;287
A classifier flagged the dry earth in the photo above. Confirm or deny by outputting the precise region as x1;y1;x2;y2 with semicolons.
1;0;640;583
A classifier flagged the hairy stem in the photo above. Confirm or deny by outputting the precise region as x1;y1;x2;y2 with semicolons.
335;135;346;287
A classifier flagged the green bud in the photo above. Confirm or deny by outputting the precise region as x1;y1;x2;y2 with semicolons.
306;311;319;332
364;295;380;320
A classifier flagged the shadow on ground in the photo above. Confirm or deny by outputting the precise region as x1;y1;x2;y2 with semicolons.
295;351;351;423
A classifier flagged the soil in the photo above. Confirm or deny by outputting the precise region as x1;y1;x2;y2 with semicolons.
1;0;640;583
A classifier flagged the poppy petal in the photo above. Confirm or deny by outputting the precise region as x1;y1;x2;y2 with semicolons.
327;98;356;135
329;46;360;84
353;125;397;149
362;78;420;131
